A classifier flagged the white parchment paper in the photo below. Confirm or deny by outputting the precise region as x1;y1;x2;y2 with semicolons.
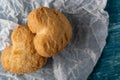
0;0;108;80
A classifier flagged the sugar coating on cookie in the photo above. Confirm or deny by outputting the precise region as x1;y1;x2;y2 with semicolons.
28;7;72;57
1;26;47;74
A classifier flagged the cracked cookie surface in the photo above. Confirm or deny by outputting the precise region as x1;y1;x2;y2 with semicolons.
28;7;72;57
1;26;47;74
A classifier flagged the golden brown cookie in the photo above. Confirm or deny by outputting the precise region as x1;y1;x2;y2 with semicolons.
1;26;47;74
28;7;72;57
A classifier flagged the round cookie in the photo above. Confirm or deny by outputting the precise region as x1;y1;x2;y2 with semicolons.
1;26;47;74
28;7;72;57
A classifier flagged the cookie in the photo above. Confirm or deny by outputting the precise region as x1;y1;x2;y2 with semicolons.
1;26;47;74
28;7;72;57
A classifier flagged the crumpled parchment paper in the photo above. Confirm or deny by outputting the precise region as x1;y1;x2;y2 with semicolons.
0;0;108;80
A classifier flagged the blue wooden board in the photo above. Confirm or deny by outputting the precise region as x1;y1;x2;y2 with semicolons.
88;0;120;79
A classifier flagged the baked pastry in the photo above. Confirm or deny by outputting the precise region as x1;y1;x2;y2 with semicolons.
28;7;72;57
1;25;47;74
